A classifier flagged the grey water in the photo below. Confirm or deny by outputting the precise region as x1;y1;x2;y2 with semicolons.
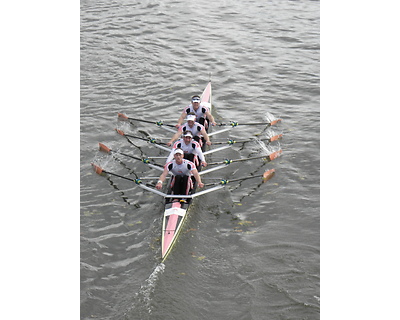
80;0;319;319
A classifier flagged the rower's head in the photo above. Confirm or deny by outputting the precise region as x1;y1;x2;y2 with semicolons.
182;131;193;143
185;113;196;126
173;148;184;162
191;95;201;109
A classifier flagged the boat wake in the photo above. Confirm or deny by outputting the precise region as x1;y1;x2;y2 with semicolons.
124;263;166;318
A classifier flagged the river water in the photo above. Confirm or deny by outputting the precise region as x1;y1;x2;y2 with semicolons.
80;0;320;319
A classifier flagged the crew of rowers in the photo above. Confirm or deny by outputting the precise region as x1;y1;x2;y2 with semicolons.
156;94;216;198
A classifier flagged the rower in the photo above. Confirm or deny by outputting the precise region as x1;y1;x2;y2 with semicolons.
167;113;212;147
165;131;207;167
175;95;217;129
155;148;204;197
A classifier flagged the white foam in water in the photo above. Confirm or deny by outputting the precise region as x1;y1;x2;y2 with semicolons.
251;138;281;156
126;263;166;315
140;263;165;306
264;127;278;140
264;111;277;123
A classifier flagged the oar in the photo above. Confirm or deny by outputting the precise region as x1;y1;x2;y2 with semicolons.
205;169;275;186
92;164;141;182
99;143;148;162
165;169;274;198
92;164;224;198
216;119;282;127
211;134;283;145
118;113;176;128
92;164;168;197
98;143;164;171
207;150;282;166
92;165;274;198
115;129;171;152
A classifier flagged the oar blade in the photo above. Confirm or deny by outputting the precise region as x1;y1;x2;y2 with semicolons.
118;113;129;121
115;128;125;136
270;119;282;126
91;164;104;175
98;143;111;154
268;149;282;161
269;133;283;142
262;169;275;183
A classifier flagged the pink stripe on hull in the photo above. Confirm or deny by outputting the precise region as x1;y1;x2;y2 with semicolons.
172;202;181;209
162;203;182;257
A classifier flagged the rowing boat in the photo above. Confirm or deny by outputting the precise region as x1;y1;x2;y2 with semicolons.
160;81;212;261
93;80;282;262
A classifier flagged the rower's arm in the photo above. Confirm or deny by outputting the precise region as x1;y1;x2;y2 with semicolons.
165;149;174;163
175;111;186;128
156;168;169;189
167;129;181;146
201;129;211;145
205;110;216;125
195;145;206;162
191;168;204;188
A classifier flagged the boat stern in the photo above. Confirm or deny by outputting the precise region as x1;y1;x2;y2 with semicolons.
161;202;188;259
